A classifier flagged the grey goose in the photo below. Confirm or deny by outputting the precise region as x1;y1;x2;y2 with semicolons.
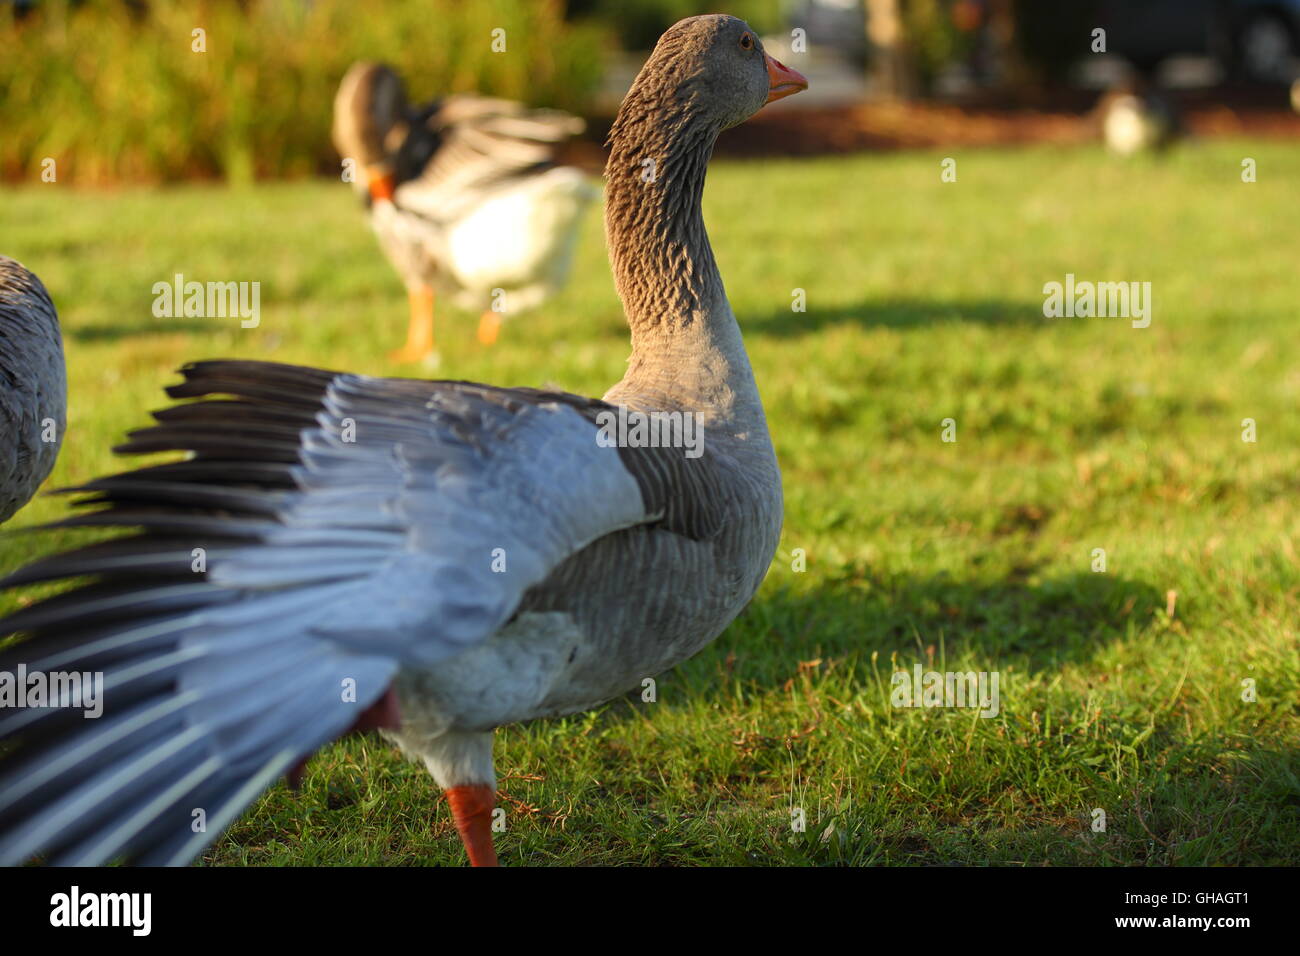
332;61;596;365
0;15;807;866
0;257;65;525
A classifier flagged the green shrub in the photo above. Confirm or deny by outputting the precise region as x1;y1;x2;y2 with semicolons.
0;0;608;184
573;0;783;51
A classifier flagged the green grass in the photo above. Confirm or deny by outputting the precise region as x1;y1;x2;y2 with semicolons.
2;141;1297;865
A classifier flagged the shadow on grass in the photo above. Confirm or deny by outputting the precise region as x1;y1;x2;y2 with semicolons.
68;318;218;342
745;296;1045;338
645;569;1167;699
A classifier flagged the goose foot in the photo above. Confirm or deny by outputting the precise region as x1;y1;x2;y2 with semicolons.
477;311;502;346
445;783;499;866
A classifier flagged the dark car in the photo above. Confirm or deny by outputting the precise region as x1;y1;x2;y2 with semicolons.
1099;0;1300;82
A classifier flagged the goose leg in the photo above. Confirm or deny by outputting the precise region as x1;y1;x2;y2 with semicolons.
445;783;499;866
391;285;438;366
477;310;502;346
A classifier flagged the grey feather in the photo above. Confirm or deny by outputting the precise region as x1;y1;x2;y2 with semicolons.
0;257;65;523
0;358;743;864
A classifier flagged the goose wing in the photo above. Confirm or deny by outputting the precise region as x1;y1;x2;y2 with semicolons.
0;359;724;865
395;95;586;221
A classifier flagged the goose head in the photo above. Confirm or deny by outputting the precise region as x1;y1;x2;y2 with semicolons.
332;61;410;200
604;15;807;339
620;15;807;135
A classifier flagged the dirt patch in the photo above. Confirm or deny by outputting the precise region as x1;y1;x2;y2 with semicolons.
565;88;1300;164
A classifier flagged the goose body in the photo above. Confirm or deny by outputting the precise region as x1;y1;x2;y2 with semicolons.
1097;82;1182;156
0;16;806;866
333;68;597;361
0;257;65;523
376;163;595;314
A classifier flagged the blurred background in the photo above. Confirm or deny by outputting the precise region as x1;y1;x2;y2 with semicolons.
4;0;1300;182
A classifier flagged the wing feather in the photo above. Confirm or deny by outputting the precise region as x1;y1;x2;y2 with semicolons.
0;359;699;865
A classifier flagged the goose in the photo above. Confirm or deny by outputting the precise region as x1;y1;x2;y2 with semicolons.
1096;78;1183;157
0;257;65;524
0;15;806;867
332;61;598;365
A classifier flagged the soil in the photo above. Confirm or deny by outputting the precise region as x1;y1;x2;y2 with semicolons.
561;87;1300;168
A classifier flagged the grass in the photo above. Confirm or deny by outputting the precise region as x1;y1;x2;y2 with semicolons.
1;140;1297;865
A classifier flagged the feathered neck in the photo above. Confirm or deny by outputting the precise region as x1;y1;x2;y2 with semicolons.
603;70;722;341
601;75;767;427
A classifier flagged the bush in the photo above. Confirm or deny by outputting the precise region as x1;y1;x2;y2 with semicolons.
572;0;783;51
0;0;608;184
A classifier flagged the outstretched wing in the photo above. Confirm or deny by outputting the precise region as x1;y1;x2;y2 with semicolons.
0;359;719;865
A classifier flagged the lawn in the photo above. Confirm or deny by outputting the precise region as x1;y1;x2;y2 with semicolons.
1;141;1297;865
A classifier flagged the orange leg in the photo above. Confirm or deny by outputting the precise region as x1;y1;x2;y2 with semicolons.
390;286;437;364
477;309;502;346
446;783;499;867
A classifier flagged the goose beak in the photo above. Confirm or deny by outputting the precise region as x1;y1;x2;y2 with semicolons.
764;53;808;104
366;164;397;203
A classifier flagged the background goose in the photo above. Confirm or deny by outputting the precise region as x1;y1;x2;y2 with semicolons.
0;257;65;524
0;15;805;867
332;62;597;365
1096;77;1184;157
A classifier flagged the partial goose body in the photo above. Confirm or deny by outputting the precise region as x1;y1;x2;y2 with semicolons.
0;257;65;523
0;16;805;867
1097;80;1183;156
376;163;595;314
333;67;597;362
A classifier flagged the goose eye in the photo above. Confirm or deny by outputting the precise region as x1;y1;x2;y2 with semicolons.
739;32;754;51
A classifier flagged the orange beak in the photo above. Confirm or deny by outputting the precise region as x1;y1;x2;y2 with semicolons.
366;166;396;202
764;53;808;104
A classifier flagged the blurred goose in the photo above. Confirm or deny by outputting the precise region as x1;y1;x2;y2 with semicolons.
332;62;597;365
1096;78;1183;156
0;257;65;524
0;15;805;867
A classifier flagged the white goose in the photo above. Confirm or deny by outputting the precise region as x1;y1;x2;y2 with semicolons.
1097;78;1183;157
333;62;597;364
0;15;806;866
0;257;65;524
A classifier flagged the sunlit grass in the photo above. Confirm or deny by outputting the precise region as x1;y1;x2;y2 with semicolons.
1;140;1297;865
